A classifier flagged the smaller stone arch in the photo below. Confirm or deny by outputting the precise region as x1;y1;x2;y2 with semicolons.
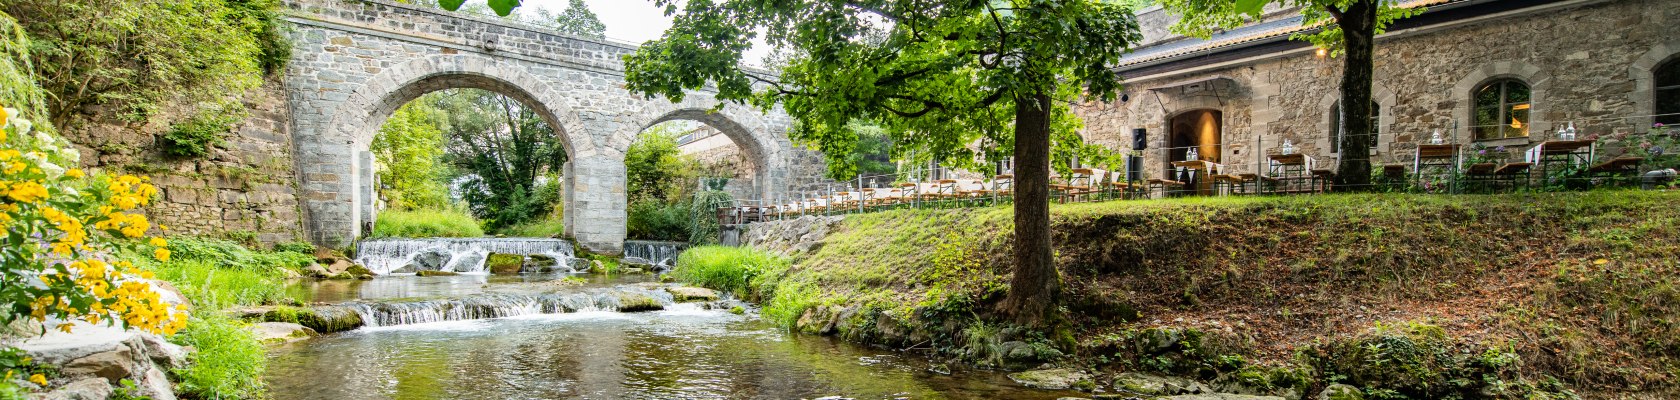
1451;61;1551;143
1630;40;1680;128
619;96;795;202
1315;84;1398;158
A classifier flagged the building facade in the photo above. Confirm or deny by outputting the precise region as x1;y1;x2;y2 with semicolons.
1075;0;1680;181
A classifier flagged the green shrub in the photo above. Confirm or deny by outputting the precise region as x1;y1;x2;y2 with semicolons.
273;241;316;255
372;208;484;238
159;110;238;158
687;190;733;244
151;259;292;311
172;315;266;400
627;199;689;241
671;246;790;298
165;237;313;272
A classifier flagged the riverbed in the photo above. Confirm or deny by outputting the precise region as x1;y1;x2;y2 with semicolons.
264;274;1083;399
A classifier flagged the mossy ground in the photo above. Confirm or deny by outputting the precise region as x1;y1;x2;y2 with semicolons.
727;191;1680;398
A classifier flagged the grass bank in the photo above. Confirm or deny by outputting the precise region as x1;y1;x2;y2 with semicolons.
137;238;315;400
678;191;1680;398
371;208;484;238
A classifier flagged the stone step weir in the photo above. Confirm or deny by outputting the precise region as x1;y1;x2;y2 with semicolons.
622;240;687;270
245;285;723;333
354;237;578;275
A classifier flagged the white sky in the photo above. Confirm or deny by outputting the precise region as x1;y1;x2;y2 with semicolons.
520;0;770;65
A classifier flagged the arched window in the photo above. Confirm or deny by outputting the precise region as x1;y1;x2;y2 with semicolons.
1657;59;1680;126
1472;79;1531;140
1330;100;1380;154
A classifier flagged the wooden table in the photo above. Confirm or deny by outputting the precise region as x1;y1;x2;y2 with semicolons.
1170;160;1222;196
1412;144;1461;192
1267;153;1315;194
1525;140;1596;184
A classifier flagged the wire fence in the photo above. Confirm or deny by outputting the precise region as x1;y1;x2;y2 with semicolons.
715;114;1680;225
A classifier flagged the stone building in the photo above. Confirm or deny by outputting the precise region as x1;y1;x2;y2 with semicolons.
1075;0;1680;182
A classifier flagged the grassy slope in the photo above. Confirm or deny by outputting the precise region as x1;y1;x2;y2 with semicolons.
757;191;1679;397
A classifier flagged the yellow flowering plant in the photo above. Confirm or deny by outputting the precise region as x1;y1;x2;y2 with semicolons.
0;104;187;336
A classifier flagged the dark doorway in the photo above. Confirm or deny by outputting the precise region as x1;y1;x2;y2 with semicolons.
1166;109;1222;194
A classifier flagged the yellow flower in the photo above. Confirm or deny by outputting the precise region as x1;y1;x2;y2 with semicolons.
0;105;9;127
153;248;170;262
7;180;48;203
1593;259;1609;265
28;373;46;386
149;237;168;248
65;168;84;178
56;323;72;333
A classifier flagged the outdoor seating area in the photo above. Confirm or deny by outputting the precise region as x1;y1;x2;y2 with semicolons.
716;125;1679;225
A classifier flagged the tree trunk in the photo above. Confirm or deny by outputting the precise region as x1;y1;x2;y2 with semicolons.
1001;91;1058;326
1332;0;1379;191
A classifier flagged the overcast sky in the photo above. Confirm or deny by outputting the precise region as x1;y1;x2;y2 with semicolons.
519;0;770;65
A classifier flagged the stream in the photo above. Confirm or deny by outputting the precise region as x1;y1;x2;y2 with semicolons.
265;273;1084;399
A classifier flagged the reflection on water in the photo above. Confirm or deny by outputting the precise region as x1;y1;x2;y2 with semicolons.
269;275;1078;399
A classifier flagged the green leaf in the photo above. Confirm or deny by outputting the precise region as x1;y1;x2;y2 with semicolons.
438;0;466;11
1233;0;1267;16
487;0;521;16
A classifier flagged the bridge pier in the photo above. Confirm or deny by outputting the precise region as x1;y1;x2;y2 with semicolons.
566;154;628;255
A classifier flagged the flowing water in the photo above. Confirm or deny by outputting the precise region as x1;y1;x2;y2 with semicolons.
266;274;1082;399
354;238;578;275
622;240;687;269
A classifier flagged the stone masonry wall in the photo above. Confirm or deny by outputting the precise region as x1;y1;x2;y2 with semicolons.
61;78;304;246
1076;0;1680;179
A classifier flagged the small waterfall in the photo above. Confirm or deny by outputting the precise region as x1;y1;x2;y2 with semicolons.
622;240;687;269
342;288;680;327
355;238;577;275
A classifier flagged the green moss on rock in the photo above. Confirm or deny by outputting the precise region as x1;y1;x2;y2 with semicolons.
486;253;524;275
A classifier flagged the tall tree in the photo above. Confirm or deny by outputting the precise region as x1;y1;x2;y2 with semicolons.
551;0;605;39
371;98;451;210
426;89;567;229
1160;0;1419;190
623;0;1140;326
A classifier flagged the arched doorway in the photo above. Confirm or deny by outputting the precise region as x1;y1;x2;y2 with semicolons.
1167;109;1222;194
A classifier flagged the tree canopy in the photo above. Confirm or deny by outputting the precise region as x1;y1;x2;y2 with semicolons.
624;0;1142;325
550;0;605;39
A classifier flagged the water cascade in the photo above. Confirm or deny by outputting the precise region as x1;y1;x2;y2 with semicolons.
355;238;577;275
343;288;679;327
622;240;687;270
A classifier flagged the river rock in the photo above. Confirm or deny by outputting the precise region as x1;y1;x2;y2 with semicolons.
666;286;719;302
1114;372;1211;395
621;256;654;267
303;264;333;278
486;253;524;275
566;258;592;272
523;254;560;273
1007;368;1092;390
61;348;134;383
248;322;319;344
15;322;182;400
614;293;665;312
416;270;459;277
29;377;111;400
1317;384;1363;400
399;250;451;273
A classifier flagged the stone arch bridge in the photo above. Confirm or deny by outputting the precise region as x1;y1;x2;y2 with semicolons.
281;0;810;253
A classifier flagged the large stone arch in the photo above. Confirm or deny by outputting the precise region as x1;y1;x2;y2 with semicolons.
302;54;590;245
